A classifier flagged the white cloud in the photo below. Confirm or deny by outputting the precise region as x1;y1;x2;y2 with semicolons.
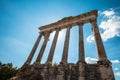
111;60;120;64
85;57;98;64
115;68;119;71
115;72;120;77
101;9;115;17
86;35;94;43
87;8;120;43
85;57;120;64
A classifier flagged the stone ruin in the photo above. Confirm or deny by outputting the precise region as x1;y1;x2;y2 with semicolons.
11;10;115;80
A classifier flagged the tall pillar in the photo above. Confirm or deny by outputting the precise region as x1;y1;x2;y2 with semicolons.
35;32;50;63
46;30;60;64
78;23;85;80
90;20;109;64
25;33;42;64
61;26;71;64
78;23;85;63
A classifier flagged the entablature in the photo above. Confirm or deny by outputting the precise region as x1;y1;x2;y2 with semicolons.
39;10;98;33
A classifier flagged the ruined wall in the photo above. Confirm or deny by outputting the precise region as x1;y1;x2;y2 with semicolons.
12;63;114;80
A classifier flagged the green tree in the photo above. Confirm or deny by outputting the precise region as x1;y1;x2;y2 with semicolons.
0;62;18;80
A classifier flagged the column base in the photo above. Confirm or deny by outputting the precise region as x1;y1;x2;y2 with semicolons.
33;61;40;64
60;61;67;65
77;60;86;64
98;64;115;80
45;61;52;66
33;62;41;67
21;62;31;69
97;58;111;67
57;64;65;80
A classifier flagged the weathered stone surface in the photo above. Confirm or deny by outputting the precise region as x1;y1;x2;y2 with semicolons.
11;63;114;80
11;10;115;80
35;32;50;63
46;30;60;64
61;26;71;64
39;10;98;32
25;33;42;65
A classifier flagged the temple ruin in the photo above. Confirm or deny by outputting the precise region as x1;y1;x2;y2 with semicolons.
13;10;115;80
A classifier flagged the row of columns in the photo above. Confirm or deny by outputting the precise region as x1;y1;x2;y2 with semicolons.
25;20;108;65
35;32;50;63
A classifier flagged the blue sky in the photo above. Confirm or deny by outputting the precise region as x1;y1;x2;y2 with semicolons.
0;0;120;79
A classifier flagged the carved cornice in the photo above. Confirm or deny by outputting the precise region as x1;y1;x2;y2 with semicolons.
39;10;98;32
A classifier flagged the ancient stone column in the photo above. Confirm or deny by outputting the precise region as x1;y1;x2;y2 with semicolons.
77;23;85;80
46;30;60;64
35;32;50;63
78;23;85;62
61;26;71;64
90;20;108;62
25;33;42;64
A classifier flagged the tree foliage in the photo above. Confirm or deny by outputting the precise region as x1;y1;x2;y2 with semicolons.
0;61;18;80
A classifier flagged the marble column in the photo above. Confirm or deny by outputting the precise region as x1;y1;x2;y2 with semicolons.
78;23;85;62
61;26;71;64
46;30;60;64
35;32;50;63
25;33;42;64
90;20;107;61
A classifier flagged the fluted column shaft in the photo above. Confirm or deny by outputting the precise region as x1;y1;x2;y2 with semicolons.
35;32;50;63
25;33;42;64
90;20;107;60
61;26;71;64
46;30;60;63
78;23;85;62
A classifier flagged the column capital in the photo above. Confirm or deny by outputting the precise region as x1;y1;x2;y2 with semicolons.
55;28;61;31
90;19;97;24
43;31;50;35
39;32;43;35
65;25;72;29
77;22;84;26
42;32;50;40
35;32;50;63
